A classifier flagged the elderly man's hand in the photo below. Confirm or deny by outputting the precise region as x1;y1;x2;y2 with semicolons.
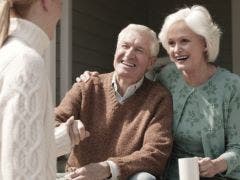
76;71;99;83
65;161;111;180
66;116;90;146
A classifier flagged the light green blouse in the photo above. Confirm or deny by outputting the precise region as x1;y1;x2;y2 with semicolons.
154;63;240;180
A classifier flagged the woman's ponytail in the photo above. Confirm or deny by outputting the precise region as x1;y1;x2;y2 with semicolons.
0;1;11;47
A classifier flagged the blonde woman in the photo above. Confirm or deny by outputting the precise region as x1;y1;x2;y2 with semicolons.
0;0;62;179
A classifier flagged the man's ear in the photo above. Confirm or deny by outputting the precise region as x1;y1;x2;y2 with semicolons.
150;57;156;67
147;57;156;71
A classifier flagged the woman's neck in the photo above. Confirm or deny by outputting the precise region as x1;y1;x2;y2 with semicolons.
182;63;217;87
10;2;54;40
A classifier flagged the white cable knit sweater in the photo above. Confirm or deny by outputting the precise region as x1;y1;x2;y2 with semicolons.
0;18;56;180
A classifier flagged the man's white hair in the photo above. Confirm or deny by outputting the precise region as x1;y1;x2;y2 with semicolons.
118;24;159;57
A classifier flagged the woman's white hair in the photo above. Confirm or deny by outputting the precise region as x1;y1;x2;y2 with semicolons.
159;5;221;62
118;24;159;57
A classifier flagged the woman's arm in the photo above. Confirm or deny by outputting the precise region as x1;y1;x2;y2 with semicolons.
1;57;56;179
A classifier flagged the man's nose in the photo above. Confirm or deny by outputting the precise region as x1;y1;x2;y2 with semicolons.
125;48;135;59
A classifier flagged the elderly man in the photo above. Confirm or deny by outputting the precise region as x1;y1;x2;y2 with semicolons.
55;24;173;180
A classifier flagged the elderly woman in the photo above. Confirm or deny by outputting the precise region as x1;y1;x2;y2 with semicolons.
155;5;240;180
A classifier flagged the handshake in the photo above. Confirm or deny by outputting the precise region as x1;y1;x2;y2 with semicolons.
55;116;90;157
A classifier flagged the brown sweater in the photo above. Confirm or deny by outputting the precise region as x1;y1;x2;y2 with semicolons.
55;72;173;180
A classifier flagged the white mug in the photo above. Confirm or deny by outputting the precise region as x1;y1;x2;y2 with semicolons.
178;157;199;180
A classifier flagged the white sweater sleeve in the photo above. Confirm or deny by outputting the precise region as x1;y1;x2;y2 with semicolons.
55;123;72;157
0;56;56;180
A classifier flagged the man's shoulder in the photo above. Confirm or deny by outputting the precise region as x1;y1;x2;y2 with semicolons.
145;77;170;90
74;72;113;90
144;78;172;97
98;72;113;80
86;72;113;85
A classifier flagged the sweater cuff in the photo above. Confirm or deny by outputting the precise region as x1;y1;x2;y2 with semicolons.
106;160;120;180
219;151;239;175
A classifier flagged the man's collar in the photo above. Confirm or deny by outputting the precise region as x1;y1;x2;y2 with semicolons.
111;73;144;103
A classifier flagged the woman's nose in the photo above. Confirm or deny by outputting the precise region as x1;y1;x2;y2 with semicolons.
174;44;182;53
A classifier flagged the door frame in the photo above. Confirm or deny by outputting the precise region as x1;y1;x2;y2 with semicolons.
60;0;72;99
232;0;240;75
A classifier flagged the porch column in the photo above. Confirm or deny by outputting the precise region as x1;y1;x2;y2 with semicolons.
232;0;240;75
45;32;56;104
60;0;72;98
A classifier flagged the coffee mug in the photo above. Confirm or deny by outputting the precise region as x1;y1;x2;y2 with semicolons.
178;157;199;180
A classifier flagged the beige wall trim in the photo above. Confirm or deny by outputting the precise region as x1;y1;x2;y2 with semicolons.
60;0;72;98
232;0;240;75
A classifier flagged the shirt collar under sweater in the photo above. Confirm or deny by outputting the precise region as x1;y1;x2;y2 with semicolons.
9;18;50;57
112;72;144;103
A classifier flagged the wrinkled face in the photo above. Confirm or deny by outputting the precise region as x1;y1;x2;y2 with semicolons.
166;21;207;72
113;31;154;83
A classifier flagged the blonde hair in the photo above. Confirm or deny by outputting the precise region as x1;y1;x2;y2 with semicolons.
0;0;37;47
0;1;11;47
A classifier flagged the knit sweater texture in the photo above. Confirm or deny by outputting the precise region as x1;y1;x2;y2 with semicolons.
0;18;56;180
55;72;173;179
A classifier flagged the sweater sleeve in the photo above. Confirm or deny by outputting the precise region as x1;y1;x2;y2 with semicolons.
0;55;56;179
54;83;83;157
55;82;82;124
220;79;240;175
109;90;173;179
55;122;72;157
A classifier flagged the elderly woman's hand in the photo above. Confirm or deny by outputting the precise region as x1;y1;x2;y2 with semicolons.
76;71;99;83
198;157;227;177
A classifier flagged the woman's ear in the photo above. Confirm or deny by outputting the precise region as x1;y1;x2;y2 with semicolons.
41;0;49;11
